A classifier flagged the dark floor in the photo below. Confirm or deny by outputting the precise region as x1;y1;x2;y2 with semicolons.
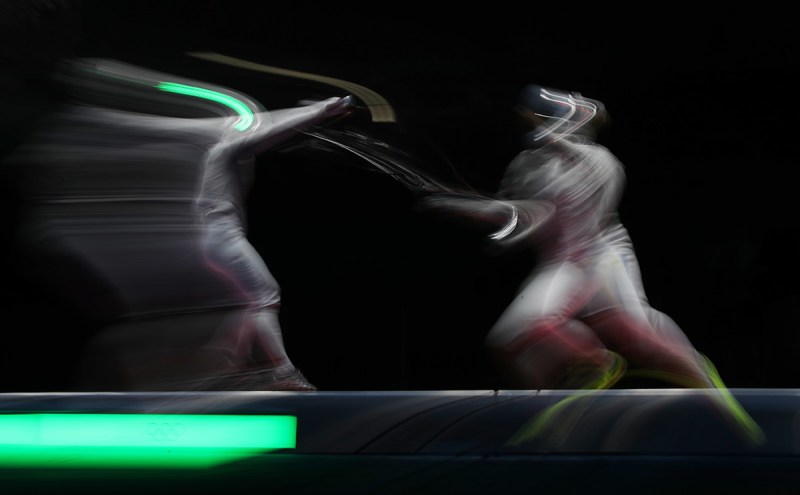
1;388;799;494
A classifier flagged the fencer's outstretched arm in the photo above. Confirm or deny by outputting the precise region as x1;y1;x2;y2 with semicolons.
490;198;555;248
228;96;355;155
420;191;555;249
57;58;357;155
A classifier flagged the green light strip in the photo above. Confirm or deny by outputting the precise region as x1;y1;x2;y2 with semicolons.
0;413;296;448
0;445;271;469
156;82;255;131
0;414;296;469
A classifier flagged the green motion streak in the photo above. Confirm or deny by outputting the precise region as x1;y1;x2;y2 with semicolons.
0;413;296;469
156;82;255;131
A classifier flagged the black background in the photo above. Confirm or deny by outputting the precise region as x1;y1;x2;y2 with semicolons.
2;1;800;391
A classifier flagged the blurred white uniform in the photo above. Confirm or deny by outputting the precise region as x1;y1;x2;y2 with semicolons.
423;84;708;389
480;88;708;390
7;59;352;390
487;134;654;347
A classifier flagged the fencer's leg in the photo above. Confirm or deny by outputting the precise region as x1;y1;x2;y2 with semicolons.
199;309;251;356
645;307;698;352
584;309;713;387
241;306;316;391
248;307;293;369
489;316;620;390
589;243;710;382
501;317;627;446
590;309;765;443
486;261;622;389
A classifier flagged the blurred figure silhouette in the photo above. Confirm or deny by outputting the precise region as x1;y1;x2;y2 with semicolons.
422;84;764;444
423;84;725;391
4;58;353;391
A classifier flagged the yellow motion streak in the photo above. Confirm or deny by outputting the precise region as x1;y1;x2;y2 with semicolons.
186;51;397;123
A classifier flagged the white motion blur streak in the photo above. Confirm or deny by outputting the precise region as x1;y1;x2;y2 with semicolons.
532;88;598;143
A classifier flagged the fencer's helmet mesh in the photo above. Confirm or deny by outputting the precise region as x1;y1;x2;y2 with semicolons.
520;84;573;120
518;84;606;141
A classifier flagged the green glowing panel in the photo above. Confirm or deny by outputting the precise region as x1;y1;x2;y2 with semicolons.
0;414;296;469
156;82;255;131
